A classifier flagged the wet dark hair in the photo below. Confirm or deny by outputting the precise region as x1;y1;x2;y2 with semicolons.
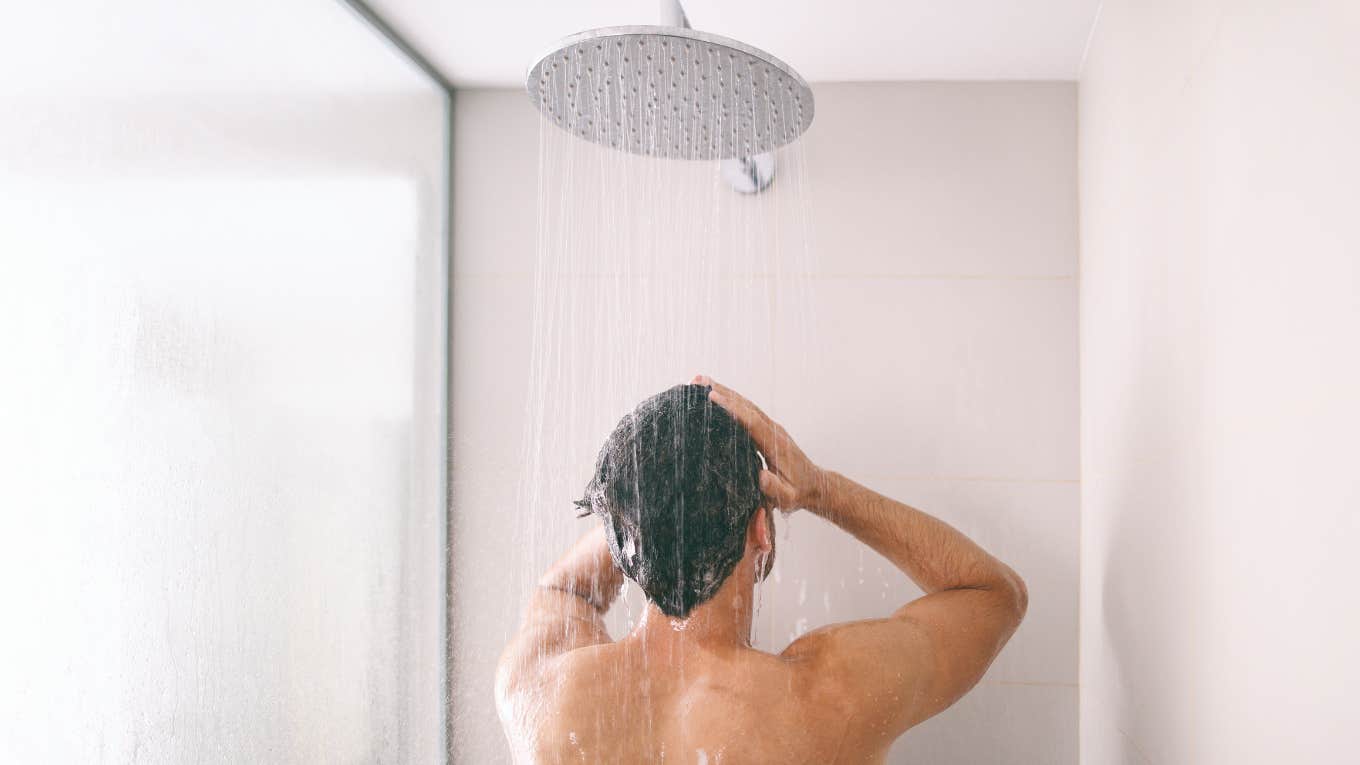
575;384;763;618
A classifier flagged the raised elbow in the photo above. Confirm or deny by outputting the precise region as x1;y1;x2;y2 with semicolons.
1002;570;1028;626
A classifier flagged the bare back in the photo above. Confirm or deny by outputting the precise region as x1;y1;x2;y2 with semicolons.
507;638;881;765
497;381;1026;764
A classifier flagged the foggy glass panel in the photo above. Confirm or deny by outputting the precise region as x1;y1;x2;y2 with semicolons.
0;2;447;761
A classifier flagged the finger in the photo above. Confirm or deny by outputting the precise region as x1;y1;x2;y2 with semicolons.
716;404;790;473
702;380;793;473
759;469;798;509
706;379;772;423
707;383;779;447
707;386;772;446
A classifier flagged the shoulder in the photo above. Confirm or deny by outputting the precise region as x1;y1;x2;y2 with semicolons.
498;645;627;757
498;641;616;714
715;647;891;762
777;618;936;729
781;614;934;677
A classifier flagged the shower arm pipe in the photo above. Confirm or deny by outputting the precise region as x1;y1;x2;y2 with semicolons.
659;0;778;193
660;0;690;29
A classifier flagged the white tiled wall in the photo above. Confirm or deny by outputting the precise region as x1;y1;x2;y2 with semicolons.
451;82;1077;764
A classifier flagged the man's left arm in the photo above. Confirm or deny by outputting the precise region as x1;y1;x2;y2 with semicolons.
495;527;623;699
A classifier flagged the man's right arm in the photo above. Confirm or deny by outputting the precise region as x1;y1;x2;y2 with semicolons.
793;471;1028;731
813;469;1028;619
700;378;1027;744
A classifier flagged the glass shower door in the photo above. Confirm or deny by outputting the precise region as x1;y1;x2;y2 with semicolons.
0;2;448;761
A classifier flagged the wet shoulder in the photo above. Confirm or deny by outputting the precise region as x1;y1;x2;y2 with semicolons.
519;643;875;764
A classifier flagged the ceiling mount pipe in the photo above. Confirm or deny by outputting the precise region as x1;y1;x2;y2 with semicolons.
660;0;776;193
659;0;688;30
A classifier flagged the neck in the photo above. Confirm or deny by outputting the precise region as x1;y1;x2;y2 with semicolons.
628;560;759;654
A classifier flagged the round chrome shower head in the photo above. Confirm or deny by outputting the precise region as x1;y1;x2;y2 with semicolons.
526;26;814;161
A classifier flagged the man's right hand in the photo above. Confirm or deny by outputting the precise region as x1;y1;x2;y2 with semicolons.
693;375;828;514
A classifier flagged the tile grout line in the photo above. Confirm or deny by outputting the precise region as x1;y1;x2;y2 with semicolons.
447;466;1078;486
837;474;1080;485
452;272;1077;282
987;679;1080;688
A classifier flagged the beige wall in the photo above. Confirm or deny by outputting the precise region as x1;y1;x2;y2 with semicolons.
451;82;1077;763
1079;2;1360;763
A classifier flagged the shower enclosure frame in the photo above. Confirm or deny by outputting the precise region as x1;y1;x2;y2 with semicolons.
338;1;457;760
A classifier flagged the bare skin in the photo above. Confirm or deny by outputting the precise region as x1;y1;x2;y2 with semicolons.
496;377;1028;763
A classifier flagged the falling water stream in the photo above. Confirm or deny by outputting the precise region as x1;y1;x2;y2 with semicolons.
510;41;820;760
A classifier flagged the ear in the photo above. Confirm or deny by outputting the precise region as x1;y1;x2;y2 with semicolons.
747;507;773;555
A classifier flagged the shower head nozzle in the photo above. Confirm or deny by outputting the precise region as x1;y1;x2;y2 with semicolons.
526;26;814;161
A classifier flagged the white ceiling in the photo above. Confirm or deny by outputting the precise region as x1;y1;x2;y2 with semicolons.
367;0;1104;87
0;0;436;96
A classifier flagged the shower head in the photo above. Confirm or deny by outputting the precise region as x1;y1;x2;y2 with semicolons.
526;25;814;161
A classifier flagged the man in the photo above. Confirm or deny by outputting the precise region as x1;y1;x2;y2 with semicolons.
496;377;1027;763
